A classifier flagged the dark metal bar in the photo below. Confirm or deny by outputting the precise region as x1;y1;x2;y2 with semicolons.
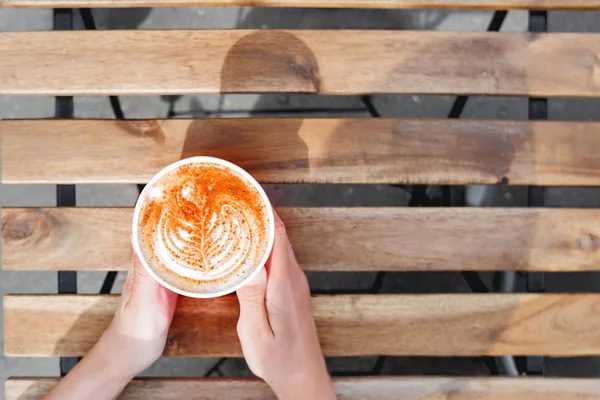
60;357;79;376
529;10;548;33
448;11;508;120
414;180;498;376
487;10;509;31
204;358;228;377
53;9;74;120
55;97;74;119
173;107;369;117
408;186;430;207
331;357;498;377
311;275;386;296
161;95;181;118
53;8;73;31
78;9;125;120
526;271;544;293
99;271;119;294
56;185;76;206
447;96;469;119
371;355;386;375
98;183;145;295
528;187;546;207
361;95;381;117
78;8;96;29
109;96;126;120
58;271;77;294
526;356;544;375
524;9;548;377
54;8;80;376
449;11;510;378
80;5;125;297
369;271;386;294
99;170;140;294
529;98;548;121
527;12;548;290
461;272;489;294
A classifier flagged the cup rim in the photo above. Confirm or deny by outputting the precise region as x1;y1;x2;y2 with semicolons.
132;156;275;298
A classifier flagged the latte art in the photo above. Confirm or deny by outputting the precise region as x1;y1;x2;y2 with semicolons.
137;161;271;296
155;190;253;280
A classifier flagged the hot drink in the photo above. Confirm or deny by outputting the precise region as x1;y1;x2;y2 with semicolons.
133;157;274;297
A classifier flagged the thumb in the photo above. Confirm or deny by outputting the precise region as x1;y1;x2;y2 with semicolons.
131;253;156;286
128;253;161;304
236;267;272;337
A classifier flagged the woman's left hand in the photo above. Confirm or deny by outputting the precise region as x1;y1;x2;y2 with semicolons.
98;252;179;378
44;253;178;400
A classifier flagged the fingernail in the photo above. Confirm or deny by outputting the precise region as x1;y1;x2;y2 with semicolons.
246;267;266;286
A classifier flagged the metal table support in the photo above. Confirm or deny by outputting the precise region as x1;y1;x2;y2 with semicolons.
525;9;548;377
54;7;80;377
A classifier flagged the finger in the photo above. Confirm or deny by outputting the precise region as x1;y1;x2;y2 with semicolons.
272;209;290;248
162;286;179;317
270;209;290;265
125;251;179;323
274;209;297;261
121;253;136;305
236;267;273;339
266;210;297;282
128;252;162;306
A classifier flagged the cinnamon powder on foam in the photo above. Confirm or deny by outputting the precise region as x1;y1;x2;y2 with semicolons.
139;163;269;290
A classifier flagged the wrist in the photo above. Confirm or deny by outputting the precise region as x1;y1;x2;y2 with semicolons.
91;329;138;384
269;370;336;400
44;333;134;400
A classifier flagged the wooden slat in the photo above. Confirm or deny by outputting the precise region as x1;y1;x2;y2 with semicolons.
1;31;599;96
2;0;600;9
3;119;600;186
3;207;600;272
5;294;600;356
7;377;600;400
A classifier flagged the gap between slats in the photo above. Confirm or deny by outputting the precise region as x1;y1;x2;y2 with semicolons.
2;0;600;9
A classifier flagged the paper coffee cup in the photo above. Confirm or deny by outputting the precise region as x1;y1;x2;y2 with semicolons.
132;157;275;298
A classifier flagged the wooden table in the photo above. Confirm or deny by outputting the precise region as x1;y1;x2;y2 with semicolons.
2;1;600;399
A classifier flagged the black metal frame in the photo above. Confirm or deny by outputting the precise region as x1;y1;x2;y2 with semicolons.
524;9;548;378
54;8;124;373
54;8;79;376
49;7;553;379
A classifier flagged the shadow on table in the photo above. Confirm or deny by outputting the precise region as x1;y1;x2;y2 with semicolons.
52;298;114;357
9;378;56;400
180;30;312;180
213;8;539;378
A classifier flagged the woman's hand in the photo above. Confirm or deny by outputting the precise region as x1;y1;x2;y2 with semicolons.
236;211;336;400
44;253;178;400
97;252;179;378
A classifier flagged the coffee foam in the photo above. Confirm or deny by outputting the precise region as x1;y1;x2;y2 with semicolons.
137;162;270;296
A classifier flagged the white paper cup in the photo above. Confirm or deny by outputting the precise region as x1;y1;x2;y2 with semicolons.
132;157;275;298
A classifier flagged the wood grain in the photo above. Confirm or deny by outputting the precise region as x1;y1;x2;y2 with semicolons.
3;207;600;272
7;377;600;400
3;119;600;185
1;31;599;96
5;294;600;356
1;208;133;271
2;0;600;9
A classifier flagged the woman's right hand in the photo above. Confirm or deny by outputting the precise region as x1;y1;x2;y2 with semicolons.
236;211;336;400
